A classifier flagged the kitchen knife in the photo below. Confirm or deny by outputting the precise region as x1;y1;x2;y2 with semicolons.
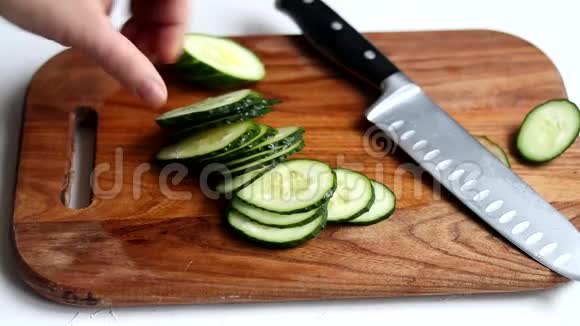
277;0;580;280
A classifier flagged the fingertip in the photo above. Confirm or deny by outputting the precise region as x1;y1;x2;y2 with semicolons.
73;24;168;107
135;77;168;107
155;25;185;64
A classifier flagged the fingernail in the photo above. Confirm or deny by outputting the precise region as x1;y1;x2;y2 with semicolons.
136;78;167;107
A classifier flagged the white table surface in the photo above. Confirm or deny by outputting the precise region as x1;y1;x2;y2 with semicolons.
1;0;579;325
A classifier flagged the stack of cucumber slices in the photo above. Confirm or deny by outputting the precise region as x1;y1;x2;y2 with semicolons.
155;89;396;249
155;89;306;185
227;160;395;248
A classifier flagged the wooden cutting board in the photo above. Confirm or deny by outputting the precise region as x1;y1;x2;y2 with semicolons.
13;30;580;307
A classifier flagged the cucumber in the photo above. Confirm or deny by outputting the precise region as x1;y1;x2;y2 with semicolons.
236;159;336;214
216;164;275;195
156;89;275;128
327;168;375;223
517;99;580;163
175;34;266;89
348;180;396;225
230;126;304;159
168;105;271;140
200;124;277;163
227;209;327;248
231;198;325;228
474;135;511;168
228;140;305;177
156;121;259;161
224;135;302;169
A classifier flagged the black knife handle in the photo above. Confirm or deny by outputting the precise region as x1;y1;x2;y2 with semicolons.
276;0;399;87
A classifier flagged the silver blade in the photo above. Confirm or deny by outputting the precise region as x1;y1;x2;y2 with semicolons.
368;72;580;280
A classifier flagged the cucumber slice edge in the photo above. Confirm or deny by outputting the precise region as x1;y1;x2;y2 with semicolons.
231;198;327;228
156;89;263;126
227;209;327;249
327;168;375;223
156;121;260;161
235;159;337;214
348;180;396;225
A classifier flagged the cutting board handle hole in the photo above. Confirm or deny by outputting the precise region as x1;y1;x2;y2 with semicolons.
61;107;98;209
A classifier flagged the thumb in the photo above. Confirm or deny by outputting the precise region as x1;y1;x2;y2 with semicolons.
74;24;168;107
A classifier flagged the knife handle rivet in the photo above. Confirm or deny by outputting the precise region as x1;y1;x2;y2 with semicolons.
512;221;531;235
499;210;517;224
364;50;377;60
331;21;343;31
400;130;416;141
473;190;490;202
525;232;544;245
538;242;558;257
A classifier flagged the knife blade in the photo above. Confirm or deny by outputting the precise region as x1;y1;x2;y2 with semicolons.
277;0;580;280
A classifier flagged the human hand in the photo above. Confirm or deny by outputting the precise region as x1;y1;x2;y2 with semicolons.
0;0;189;107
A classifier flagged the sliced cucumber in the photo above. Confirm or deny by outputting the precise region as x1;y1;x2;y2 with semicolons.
231;126;304;159
227;209;326;248
228;140;305;177
236;159;336;214
348;180;396;225
156;89;270;127
327;168;375;223
474;135;511;168
216;164;274;195
175;34;266;89
231;198;325;228
168;105;271;140
517;99;580;163
224;135;302;169
156;121;258;161
200;124;277;163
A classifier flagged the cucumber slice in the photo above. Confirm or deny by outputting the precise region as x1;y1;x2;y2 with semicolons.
200;124;277;163
517;99;580;163
327;168;375;223
200;124;276;162
231;198;325;228
236;159;336;214
227;209;326;248
224;135;302;169
156;89;274;127
156;121;258;161
231;126;304;159
175;34;266;89
168;105;271;140
216;164;274;195
348;180;396;225
228;140;305;177
474;135;511;168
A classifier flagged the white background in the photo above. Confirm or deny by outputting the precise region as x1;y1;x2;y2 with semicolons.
1;0;579;325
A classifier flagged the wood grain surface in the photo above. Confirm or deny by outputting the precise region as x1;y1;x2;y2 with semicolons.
12;30;579;307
